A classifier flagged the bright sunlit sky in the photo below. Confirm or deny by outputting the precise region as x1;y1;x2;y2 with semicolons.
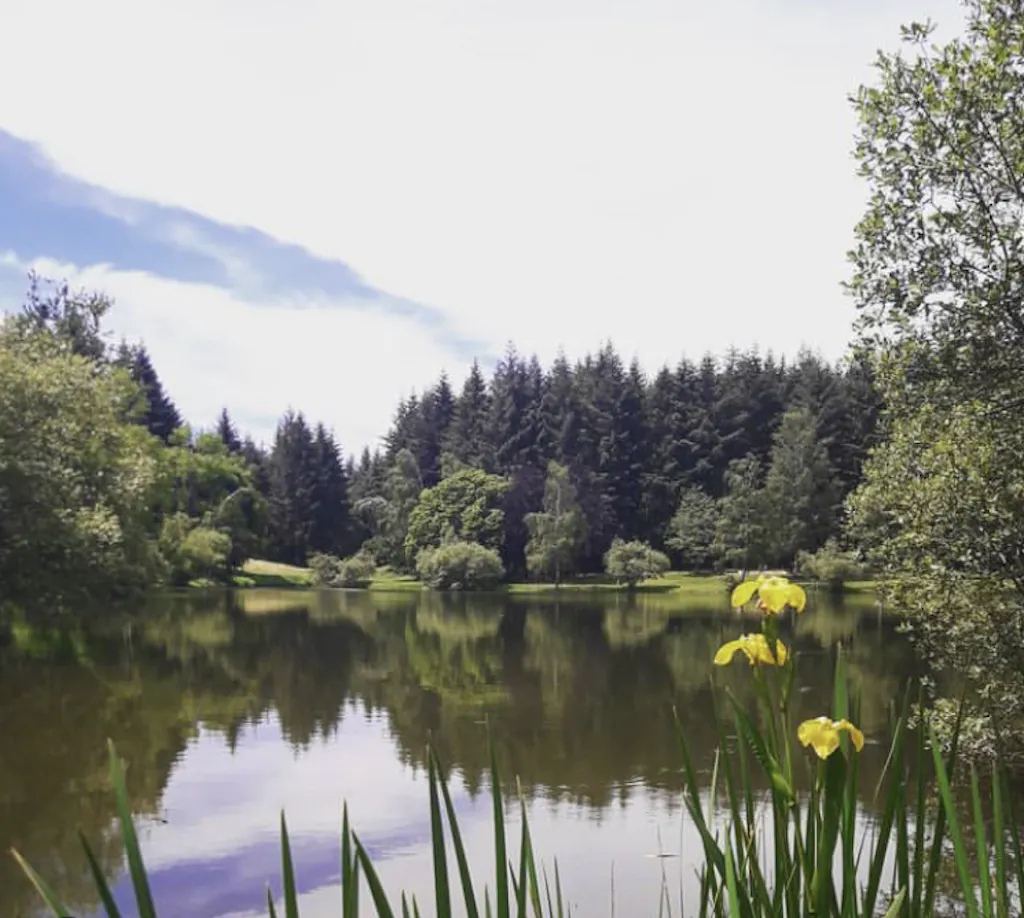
0;0;965;452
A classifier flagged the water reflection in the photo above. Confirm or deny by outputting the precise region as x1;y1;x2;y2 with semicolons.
0;586;919;917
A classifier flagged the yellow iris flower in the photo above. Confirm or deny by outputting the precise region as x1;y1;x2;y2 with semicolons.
797;716;865;759
730;576;807;614
714;633;788;667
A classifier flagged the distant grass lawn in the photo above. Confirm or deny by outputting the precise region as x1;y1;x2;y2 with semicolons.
231;560;879;597
236;559;314;588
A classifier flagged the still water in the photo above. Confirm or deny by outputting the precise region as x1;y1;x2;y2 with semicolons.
0;586;919;917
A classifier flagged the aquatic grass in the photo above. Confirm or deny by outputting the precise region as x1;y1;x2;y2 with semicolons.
11;576;1024;916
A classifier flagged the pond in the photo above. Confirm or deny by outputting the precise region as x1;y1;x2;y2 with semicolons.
0;585;921;917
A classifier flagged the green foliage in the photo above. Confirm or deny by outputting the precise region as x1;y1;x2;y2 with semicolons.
665;486;719;570
602;539;669;588
762;407;838;564
0;322;165;604
416;541;505;591
847;0;1024;752
406;469;509;563
523;462;586;585
309;551;377;587
796;539;867;592
713;456;772;570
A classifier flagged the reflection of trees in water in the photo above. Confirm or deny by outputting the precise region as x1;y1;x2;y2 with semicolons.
0;589;925;917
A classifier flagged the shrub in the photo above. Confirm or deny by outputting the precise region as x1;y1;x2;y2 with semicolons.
603;539;670;588
796;539;867;592
338;551;377;586
308;552;342;586
309;551;377;587
415;540;505;591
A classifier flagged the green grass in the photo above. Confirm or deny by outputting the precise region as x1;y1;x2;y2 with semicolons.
236;559;315;588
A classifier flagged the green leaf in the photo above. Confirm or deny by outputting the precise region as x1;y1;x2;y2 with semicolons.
107;740;158;918
427;749;453;918
354;833;397;918
280;812;299;918
79;830;125;918
431;747;480;918
10;849;73;917
928;721;979;918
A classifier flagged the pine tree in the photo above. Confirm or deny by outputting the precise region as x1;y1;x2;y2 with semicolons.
267;411;318;564
310;423;351;556
447;360;491;469
241;437;272;496
216;408;242;453
128;345;182;443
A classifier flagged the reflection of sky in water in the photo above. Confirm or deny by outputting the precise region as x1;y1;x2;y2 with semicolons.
83;702;893;918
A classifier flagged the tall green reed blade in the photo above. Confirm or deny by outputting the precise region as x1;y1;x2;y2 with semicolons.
107;740;157;918
922;696;966;918
514;805;529;918
267;885;278;918
911;687;929;918
342;803;360;918
554;857;565;918
516;778;544;918
427;748;453;918
673;707;727;882
992;764;1009;918
998;768;1024;915
430;747;481;918
928;720;979;918
354;833;397;918
862;688;910;918
414;894;423;918
279;812;300;918
79;830;125;917
969;764;993;918
9;849;73;917
488;725;511;918
402;891;412;918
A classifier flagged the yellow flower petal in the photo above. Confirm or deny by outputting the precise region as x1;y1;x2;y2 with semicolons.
758;580;790;614
797;717;840;759
714;639;745;665
798;716;865;759
785;583;807;613
730;580;759;608
836;719;865;751
714;634;787;667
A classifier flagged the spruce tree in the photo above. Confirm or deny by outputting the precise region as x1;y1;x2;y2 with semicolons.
447;360;491;469
216;408;242;453
128;345;182;443
310;423;352;556
267;411;318;564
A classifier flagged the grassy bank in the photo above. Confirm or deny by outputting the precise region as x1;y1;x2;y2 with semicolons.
219;560;879;598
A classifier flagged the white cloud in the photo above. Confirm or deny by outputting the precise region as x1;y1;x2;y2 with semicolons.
0;0;967;409
1;251;473;451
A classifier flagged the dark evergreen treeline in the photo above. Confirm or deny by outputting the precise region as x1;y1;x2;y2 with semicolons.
222;343;879;577
52;283;877;582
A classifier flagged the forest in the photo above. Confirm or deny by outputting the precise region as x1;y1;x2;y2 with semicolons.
0;269;881;607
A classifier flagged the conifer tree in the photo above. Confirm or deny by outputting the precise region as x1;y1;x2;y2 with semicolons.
127;345;182;443
310;423;351;556
447;360;491;469
267;411;318;564
216;408;242;453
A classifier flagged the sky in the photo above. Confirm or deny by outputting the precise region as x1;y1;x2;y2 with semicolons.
0;0;965;453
